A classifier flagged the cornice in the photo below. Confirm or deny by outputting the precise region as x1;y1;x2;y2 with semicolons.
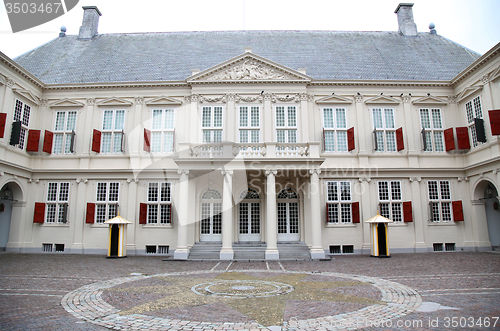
309;80;453;88
44;81;189;90
451;42;500;86
0;51;44;89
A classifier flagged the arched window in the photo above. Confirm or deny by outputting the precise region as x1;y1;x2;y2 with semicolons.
239;188;260;200
201;188;222;200
277;188;298;199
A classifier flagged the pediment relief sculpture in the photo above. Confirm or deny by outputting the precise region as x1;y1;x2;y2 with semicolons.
206;60;295;81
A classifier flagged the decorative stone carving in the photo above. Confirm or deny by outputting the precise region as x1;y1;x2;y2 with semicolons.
177;169;190;176
482;75;490;84
355;94;363;103
263;93;273;101
300;93;312;102
272;93;300;103
199;95;227;103
265;169;278;176
208;60;291;81
235;94;264;103
447;95;457;104
41;99;49;107
221;170;233;176
134;97;144;105
86;98;95;106
6;77;14;88
402;95;411;103
309;169;321;176
226;94;236;102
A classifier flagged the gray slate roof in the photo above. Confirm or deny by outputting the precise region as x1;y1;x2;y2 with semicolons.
13;30;480;84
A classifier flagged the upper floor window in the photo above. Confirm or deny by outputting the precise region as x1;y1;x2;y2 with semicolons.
101;110;124;153
53;111;77;154
428;180;452;222
276;106;297;143
378;181;402;222
151;109;174;153
323;107;347;152
465;96;484;147
372;108;396;151
202;106;223;143
95;182;119;223
239;106;260;143
12;99;31;149
147;182;172;224
420;108;444;152
46;182;69;223
326;181;352;224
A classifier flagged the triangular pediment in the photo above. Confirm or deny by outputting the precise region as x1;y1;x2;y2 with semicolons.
146;96;182;106
316;95;353;104
49;98;85;108
412;95;448;105
97;97;133;107
13;88;41;105
456;86;483;103
187;53;311;83
364;95;400;104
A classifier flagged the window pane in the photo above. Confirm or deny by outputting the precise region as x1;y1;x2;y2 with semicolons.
239;130;248;143
109;183;119;202
163;132;174;153
53;134;63;154
386;131;396;151
47;183;58;201
46;204;56;223
277;130;286;143
114;110;125;130
392;203;402;222
323;108;334;128
336;108;346;128
376;131;384;151
202;130;211;143
164;109;175;129
202;107;211;127
434;132;444;152
442;202;452;221
151;132;161;152
57;204;66;223
97;183;107;202
96;204;106;223
431;109;442;129
152;109;162;130
327;203;338;223
380;203;390;219
473;96;482;119
101;133;112;153
14;100;23;122
420;109;430;129
161;183;171;202
425;131;433;151
340;182;351;201
324;131;335;152
59;183;69;201
148;183;158;202
327;182;338;201
428;181;439;200
341;204;351;223
250;130;260;143
64;133;72;153
160;205;170;224
239;107;248;127
465;102;474;124
55;112;66;131
251;107;259;127
337;131;347;152
22;105;30;126
378;181;389;201
108;204;118;218
103;110;113;130
384;109;394;129
213;107;222;127
113;132;123;153
288;106;296;126
440;181;450;200
288;130;297;143
276;107;285;127
373;109;383;128
66;111;77;131
391;181;401;200
147;204;157;223
213;130;222;143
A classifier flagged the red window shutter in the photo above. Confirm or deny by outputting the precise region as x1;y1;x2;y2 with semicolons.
26;129;41;152
0;113;6;138
489;109;500;135
347;127;355;151
452;200;464;222
33;202;45;223
139;203;147;224
444;128;455;151
144;128;151;152
403;201;413;222
396;127;404;151
456;127;470;150
43;130;53;154
92;129;101;153
86;203;95;224
352;202;360;223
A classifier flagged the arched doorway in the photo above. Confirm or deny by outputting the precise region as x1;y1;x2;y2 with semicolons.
200;188;222;242
480;182;499;249
277;188;300;242
238;188;261;242
0;182;23;251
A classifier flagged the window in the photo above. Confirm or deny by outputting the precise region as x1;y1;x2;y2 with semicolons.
95;182;119;223
239;106;260;143
13;99;31;149
428;180;452;222
420;109;444;151
378;181;402;222
326;181;352;223
276;106;297;143
465;96;484;147
151;109;174;153
202;106;223;143
323;108;348;152
372;108;396;151
53;111;77;154
45;182;69;223
101;110;125;153
147;182;172;224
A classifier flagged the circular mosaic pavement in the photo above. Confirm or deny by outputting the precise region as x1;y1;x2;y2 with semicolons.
61;270;422;330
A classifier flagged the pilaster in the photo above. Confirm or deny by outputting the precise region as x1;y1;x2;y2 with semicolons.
309;169;325;259
126;178;138;254
174;170;190;259
71;178;88;253
265;169;279;259
226;94;236;142
263;93;273;142
220;170;234;260
410;177;427;252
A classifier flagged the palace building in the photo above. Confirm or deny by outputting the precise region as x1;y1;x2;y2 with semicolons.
0;4;499;259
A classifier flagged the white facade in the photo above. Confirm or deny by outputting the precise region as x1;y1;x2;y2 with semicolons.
0;5;499;259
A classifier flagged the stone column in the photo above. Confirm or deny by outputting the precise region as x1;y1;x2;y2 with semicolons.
411;177;427;252
300;93;310;142
265;170;279;259
174;170;190;259
309;169;325;259
126;178;138;254
263;93;274;142
220;170;234;260
226;94;236;142
71;179;88;253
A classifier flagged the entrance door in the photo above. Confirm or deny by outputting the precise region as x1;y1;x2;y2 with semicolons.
239;188;261;241
277;188;300;242
200;189;222;242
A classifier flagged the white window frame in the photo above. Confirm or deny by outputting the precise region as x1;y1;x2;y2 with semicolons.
150;108;175;153
45;182;70;224
101;109;125;154
95;182;120;224
465;96;484;148
275;105;297;143
13;99;31;150
420;108;444;152
238;105;260;143
53;111;77;154
326;181;352;224
146;182;172;224
201;106;223;143
322;107;348;152
372;108;396;152
378;181;403;222
428;180;453;222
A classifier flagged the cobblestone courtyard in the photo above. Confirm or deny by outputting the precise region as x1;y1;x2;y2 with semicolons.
0;252;499;330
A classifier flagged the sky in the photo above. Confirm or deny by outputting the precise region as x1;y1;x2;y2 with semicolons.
0;0;499;59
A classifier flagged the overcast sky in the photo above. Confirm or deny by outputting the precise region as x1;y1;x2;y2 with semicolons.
0;0;499;59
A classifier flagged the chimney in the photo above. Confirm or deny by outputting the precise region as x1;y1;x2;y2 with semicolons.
395;3;417;36
78;6;102;39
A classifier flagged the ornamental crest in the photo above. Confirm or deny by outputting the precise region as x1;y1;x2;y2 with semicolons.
208;59;291;81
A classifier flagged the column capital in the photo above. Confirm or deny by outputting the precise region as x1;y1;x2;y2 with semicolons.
134;96;144;104
86;98;95;106
177;169;190;176
265;169;278;176
309;169;321;176
221;169;233;176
